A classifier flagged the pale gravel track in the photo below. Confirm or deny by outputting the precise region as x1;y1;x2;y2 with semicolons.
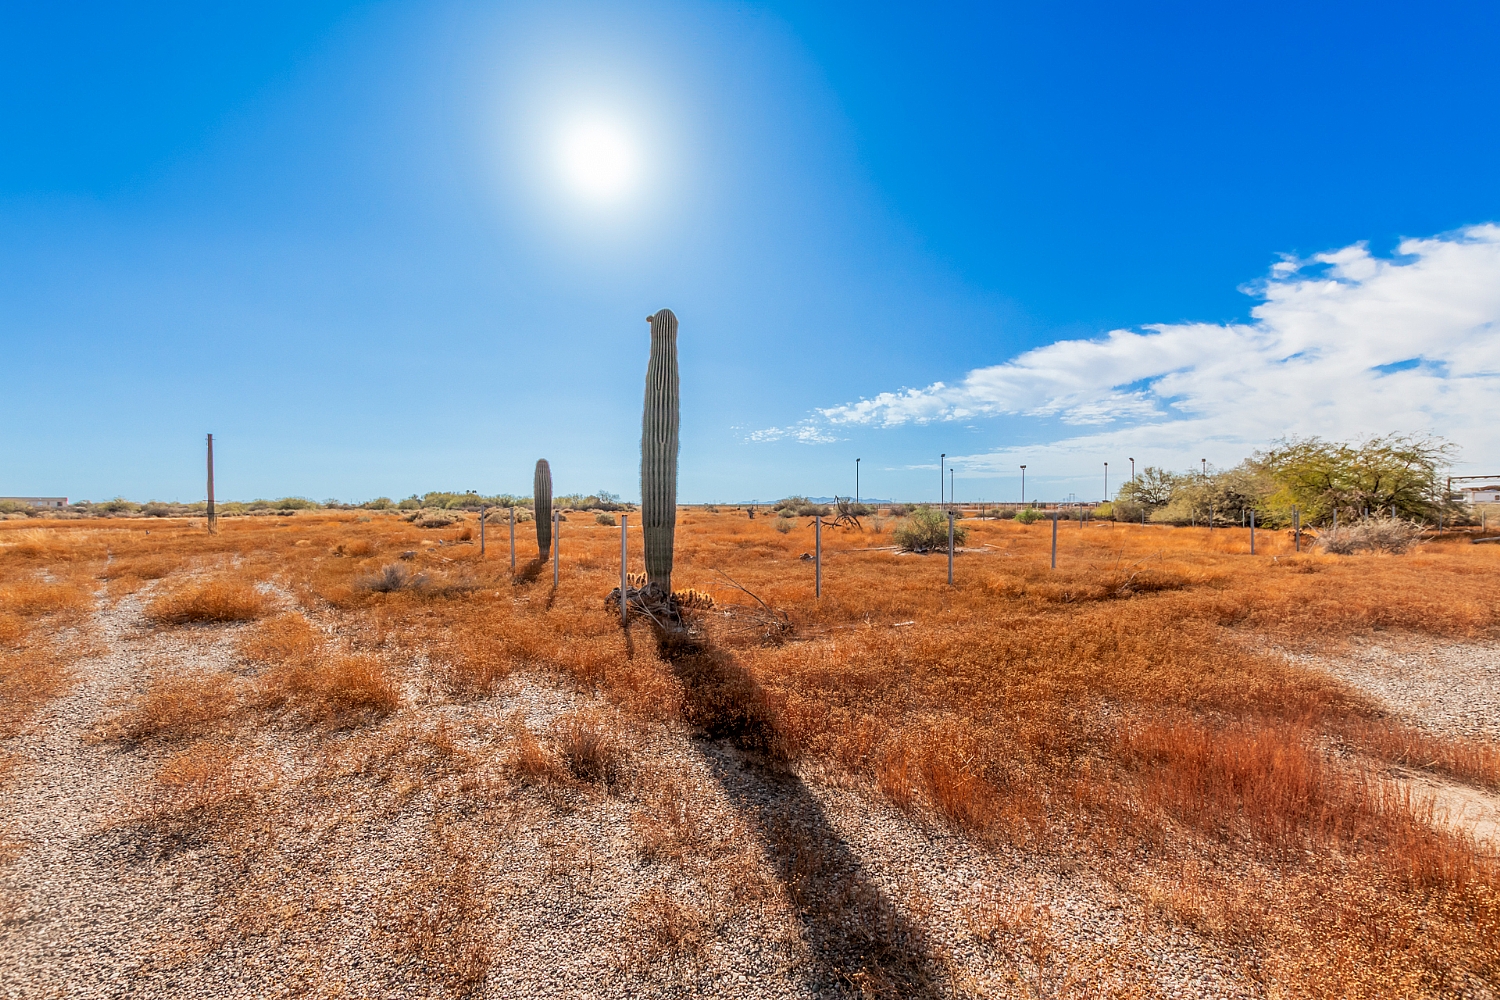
1293;636;1500;742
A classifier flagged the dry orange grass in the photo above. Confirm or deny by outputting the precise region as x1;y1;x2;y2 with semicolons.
9;510;1500;995
145;578;270;625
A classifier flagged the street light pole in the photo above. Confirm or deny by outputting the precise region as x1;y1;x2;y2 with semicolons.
950;467;954;510
1020;465;1027;505
1130;458;1135;484
1201;458;1207;477
856;458;860;506
940;454;945;506
1104;462;1108;502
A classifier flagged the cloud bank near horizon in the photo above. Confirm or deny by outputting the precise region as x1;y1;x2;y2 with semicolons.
757;225;1500;476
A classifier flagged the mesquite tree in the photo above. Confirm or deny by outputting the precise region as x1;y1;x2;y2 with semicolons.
641;309;679;594
533;459;553;558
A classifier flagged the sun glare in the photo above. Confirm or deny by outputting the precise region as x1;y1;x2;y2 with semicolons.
557;117;641;203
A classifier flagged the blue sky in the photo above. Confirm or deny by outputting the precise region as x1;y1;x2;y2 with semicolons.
4;2;1499;504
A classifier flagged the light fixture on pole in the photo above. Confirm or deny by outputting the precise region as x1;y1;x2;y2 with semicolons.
1201;458;1207;477
1104;462;1108;502
949;467;955;510
1129;457;1135;484
940;454;945;506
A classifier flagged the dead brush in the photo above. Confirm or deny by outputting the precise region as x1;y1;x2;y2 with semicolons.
145;579;270;625
379;818;494;992
125;740;276;848
630;886;709;964
357;563;426;593
552;709;630;788
254;653;400;726
1318;517;1427;555
97;671;238;743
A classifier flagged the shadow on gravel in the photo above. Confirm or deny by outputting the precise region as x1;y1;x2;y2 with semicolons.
654;627;943;998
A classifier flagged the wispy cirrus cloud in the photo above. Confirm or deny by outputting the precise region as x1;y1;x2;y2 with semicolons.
758;225;1500;474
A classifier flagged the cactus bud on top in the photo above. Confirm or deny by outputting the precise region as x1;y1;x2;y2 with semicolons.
534;458;553;558
641;309;679;594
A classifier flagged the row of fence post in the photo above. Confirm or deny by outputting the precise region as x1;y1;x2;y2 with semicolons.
475;501;1344;606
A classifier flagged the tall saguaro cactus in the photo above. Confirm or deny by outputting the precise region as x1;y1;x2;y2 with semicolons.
641;308;679;595
534;459;553;559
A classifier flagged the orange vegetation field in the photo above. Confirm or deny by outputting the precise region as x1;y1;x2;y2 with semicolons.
2;509;1498;998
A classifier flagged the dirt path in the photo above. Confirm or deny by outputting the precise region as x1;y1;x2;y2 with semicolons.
1290;636;1500;853
0;588;256;999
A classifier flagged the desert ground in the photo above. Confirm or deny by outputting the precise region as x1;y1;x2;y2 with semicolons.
2;508;1498;999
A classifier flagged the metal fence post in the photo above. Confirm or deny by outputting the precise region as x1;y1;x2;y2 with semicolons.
480;506;486;556
1293;507;1300;552
1250;509;1256;554
947;510;955;585
620;514;628;625
509;506;516;572
1051;513;1058;569
815;515;822;599
552;508;559;588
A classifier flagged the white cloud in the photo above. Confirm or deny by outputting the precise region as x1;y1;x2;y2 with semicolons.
804;225;1500;475
746;420;839;445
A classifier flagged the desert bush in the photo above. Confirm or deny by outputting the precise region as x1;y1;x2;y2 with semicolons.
773;496;831;517
774;519;793;534
893;506;968;552
870;516;887;534
596;512;617;526
146;580;269;625
887;504;910;516
358;564;427;593
1015;507;1043;525
1318;518;1426;555
407;509;461;529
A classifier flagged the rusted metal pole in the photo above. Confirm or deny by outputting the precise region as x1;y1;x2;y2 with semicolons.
815;515;822;599
947;510;955;585
205;433;216;534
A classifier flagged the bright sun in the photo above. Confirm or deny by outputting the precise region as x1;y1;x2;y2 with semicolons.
557;117;641;203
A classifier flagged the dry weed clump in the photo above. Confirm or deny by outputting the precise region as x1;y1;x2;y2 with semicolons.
380;818;495;992
99;672;239;743
1319;517;1427;555
145;579;270;625
125;739;278;848
552;708;630;787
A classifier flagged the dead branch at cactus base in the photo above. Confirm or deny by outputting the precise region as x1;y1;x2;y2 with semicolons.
707;569;794;646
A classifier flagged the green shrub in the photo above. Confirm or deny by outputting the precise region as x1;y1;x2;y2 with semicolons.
893;506;968;552
1015;507;1042;525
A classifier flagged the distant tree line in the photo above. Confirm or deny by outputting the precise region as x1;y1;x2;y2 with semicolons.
1109;435;1470;527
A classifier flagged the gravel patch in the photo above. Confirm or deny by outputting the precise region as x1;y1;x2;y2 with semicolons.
1290;636;1500;741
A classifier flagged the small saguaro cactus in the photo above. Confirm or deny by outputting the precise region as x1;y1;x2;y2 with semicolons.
534;459;553;558
641;308;679;595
